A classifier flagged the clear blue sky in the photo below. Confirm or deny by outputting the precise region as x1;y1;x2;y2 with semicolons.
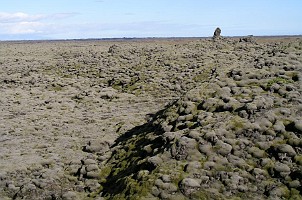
0;0;301;40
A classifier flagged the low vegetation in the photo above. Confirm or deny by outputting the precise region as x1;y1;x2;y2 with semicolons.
0;36;301;199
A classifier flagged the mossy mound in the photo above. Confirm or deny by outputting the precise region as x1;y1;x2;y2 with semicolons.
98;47;302;199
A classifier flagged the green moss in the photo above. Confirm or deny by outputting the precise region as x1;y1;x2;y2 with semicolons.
246;159;258;168
247;81;261;87
266;77;293;88
281;186;291;199
263;161;274;173
112;84;121;90
51;85;63;91
172;171;185;187
98;129;161;199
191;191;210;200
289;188;301;200
102;171;155;200
271;139;287;146
193;73;208;82
125;177;153;199
63;74;73;78
294;155;302;165
186;121;196;128
43;66;56;75
229;116;246;132
228;197;243;200
192;185;233;200
215;164;234;172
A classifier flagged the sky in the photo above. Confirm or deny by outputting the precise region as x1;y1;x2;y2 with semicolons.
0;0;301;40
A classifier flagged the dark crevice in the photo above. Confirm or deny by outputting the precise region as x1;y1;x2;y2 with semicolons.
285;122;301;135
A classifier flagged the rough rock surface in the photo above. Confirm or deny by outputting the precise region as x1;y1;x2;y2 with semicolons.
0;37;302;199
213;27;222;38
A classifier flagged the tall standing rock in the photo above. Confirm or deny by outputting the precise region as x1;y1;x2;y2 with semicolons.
213;27;222;39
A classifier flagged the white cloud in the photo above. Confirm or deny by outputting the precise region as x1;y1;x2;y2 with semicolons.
0;12;77;23
0;12;45;23
9;22;44;34
0;21;45;35
0;13;45;35
0;12;78;39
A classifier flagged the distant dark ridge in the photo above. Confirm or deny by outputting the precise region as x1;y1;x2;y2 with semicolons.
0;37;210;43
1;35;301;43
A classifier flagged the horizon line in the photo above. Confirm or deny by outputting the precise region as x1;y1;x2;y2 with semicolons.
1;34;301;42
